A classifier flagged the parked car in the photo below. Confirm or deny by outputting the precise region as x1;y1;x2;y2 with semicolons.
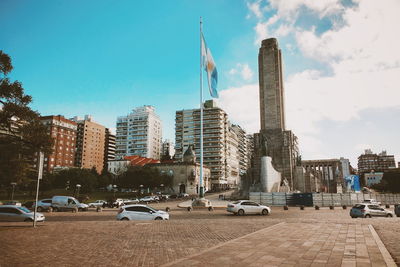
363;199;381;205
4;201;22;206
32;198;53;212
350;203;393;218
227;200;271;216
0;205;45;222
88;200;107;208
178;193;189;198
51;196;89;212
22;201;35;209
123;199;139;205
113;199;124;207
394;204;400;217
116;204;169;221
139;196;157;203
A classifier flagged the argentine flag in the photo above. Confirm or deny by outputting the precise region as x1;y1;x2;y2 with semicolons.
201;33;218;98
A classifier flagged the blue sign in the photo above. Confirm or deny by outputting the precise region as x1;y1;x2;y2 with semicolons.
345;175;361;192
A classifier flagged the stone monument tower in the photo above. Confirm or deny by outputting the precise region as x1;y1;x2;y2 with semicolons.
255;38;300;190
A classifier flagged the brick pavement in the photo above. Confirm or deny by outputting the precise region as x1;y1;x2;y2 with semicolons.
0;207;399;266
164;222;396;267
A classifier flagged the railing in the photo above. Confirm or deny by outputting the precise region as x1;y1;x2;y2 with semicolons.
249;192;400;207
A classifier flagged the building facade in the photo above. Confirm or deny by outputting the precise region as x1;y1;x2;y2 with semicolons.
162;139;175;160
301;158;350;193
148;145;211;195
357;149;396;176
40;115;77;173
175;100;241;190
71;115;105;174
116;106;162;160
104;128;116;172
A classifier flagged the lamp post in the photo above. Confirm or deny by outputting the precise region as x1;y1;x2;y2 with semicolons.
76;184;81;199
140;184;144;195
10;182;17;201
113;185;117;198
160;184;164;194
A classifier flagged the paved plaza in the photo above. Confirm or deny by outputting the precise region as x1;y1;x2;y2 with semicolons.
0;202;399;266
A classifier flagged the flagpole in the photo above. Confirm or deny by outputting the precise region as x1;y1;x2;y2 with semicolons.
199;17;204;198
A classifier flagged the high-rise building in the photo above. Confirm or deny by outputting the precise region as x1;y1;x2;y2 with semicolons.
162;139;175;160
231;125;249;176
358;149;396;175
255;38;300;189
175;100;241;189
116;106;162;160
104;128;116;172
71;115;105;174
40;115;77;173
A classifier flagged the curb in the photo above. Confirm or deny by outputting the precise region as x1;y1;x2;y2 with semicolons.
368;224;397;267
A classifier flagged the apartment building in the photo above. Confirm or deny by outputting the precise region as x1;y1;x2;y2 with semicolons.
71;115;105;174
175;100;243;190
358;149;396;176
40;115;77;173
115;106;162;160
104;128;116;172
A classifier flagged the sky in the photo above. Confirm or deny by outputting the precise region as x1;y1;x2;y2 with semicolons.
1;0;399;168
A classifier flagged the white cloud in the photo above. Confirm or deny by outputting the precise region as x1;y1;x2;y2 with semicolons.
247;0;263;19
228;63;254;81
216;84;259;134
269;0;342;18
239;0;400;163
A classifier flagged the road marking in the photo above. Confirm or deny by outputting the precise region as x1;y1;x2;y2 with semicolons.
368;224;397;267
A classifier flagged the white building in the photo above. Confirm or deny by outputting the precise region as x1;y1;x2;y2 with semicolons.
115;106;162;160
162;139;175;159
175;100;242;190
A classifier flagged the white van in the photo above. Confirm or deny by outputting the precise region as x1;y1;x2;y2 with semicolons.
51;196;89;212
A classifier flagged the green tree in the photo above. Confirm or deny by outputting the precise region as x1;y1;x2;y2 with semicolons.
52;168;98;193
0;51;52;187
118;166;172;190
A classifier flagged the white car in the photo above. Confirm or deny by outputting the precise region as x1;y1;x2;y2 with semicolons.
139;196;157;203
88;200;107;208
117;204;169;221
363;199;381;205
0;205;45;222
227;200;271;216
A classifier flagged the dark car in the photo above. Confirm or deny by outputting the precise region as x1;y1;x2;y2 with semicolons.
395;204;400;217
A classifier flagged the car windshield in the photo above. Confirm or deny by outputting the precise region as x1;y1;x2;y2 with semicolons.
17;207;31;213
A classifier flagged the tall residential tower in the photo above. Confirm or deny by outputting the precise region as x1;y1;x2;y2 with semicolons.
116;106;162;160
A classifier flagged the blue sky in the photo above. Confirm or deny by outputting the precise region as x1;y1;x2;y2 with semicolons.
1;0;399;167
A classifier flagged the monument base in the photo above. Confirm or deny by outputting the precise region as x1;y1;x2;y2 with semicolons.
192;198;212;208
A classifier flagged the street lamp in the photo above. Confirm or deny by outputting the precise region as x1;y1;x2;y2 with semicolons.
10;182;17;201
140;184;144;195
113;185;117;198
160;184;164;194
76;184;81;198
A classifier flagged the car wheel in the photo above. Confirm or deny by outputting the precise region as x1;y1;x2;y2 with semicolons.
386;214;393;217
37;207;43;212
365;214;371;218
72;207;78;213
120;217;129;221
238;209;245;216
155;217;163;220
262;209;269;216
24;218;33;222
